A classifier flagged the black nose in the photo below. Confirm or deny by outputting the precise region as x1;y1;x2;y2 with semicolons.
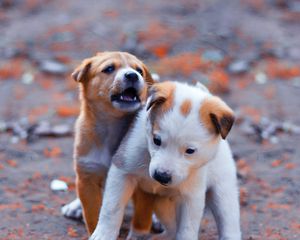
125;72;139;83
153;170;172;185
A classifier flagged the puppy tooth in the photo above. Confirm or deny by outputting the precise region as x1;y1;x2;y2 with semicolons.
120;95;124;100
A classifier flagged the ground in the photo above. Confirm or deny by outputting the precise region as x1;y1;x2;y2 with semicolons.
0;0;300;239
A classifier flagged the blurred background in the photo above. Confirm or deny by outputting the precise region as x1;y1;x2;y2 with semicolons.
0;0;299;239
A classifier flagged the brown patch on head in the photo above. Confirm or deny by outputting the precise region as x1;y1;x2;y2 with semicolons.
147;81;176;128
180;99;192;117
147;81;175;111
199;96;235;139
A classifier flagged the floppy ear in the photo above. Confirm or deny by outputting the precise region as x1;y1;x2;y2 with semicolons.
146;82;175;111
200;96;235;139
142;63;155;86
71;59;92;82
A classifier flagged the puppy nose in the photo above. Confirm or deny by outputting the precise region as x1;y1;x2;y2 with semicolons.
125;72;139;83
153;170;172;185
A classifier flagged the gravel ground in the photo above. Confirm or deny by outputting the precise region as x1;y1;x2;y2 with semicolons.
0;0;299;239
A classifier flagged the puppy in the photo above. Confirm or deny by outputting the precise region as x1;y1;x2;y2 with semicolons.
90;81;241;240
61;51;155;235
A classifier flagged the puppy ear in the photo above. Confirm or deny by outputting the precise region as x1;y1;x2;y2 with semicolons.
146;82;175;111
146;89;167;111
71;59;92;82
142;63;155;86
200;96;235;139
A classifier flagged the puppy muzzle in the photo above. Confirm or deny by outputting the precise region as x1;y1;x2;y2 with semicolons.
152;170;172;186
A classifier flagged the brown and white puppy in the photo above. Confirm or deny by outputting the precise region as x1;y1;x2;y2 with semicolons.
91;81;241;240
61;51;155;235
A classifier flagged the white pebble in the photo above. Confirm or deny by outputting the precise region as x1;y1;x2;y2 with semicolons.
50;179;68;191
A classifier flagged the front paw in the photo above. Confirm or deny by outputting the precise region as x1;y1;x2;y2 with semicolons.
61;198;83;220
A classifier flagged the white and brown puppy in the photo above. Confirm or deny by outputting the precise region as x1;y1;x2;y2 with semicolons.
61;51;155;235
90;81;241;240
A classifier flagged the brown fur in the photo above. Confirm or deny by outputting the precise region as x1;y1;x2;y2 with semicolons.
132;188;155;233
147;81;176;126
180;99;192;117
76;167;104;234
73;52;154;235
199;96;235;139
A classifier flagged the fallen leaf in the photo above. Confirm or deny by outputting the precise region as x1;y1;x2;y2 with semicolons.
31;204;46;212
56;105;79;117
0;202;23;210
267;202;291;210
209;69;230;93
6;159;17;167
271;159;282;168
284;162;296;170
67;226;78;237
44;146;62;158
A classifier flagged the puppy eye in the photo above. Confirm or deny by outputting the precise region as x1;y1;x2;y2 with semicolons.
136;67;143;76
185;148;196;154
102;65;115;74
153;136;161;146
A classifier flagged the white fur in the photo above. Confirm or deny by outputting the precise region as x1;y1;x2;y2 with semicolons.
90;82;241;240
61;198;82;220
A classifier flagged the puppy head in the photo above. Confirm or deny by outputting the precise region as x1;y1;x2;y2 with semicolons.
146;81;234;186
72;51;154;112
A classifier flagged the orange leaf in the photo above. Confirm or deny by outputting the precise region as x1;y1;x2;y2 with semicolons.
6;159;17;167
150;44;170;58
0;202;23;210
209;69;230;93
267;202;291;210
271;159;282;168
44;147;62;158
31;204;46;212
284;162;296;170
67;226;78;237
56;105;79;117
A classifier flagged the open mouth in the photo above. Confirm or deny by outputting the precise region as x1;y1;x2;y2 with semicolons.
111;87;140;104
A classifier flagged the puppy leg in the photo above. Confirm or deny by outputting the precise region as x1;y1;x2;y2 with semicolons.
90;164;137;240
207;180;241;240
150;197;177;240
61;198;83;220
176;172;207;240
127;188;155;240
77;169;103;235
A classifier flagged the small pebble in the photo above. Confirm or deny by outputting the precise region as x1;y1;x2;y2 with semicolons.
50;179;68;191
22;72;34;85
255;72;267;84
202;50;224;63
228;60;250;74
270;136;279;144
40;60;68;75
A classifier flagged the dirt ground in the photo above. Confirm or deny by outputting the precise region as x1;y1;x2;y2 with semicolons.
0;0;300;239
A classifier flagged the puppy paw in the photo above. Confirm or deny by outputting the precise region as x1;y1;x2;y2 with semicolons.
61;198;83;220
